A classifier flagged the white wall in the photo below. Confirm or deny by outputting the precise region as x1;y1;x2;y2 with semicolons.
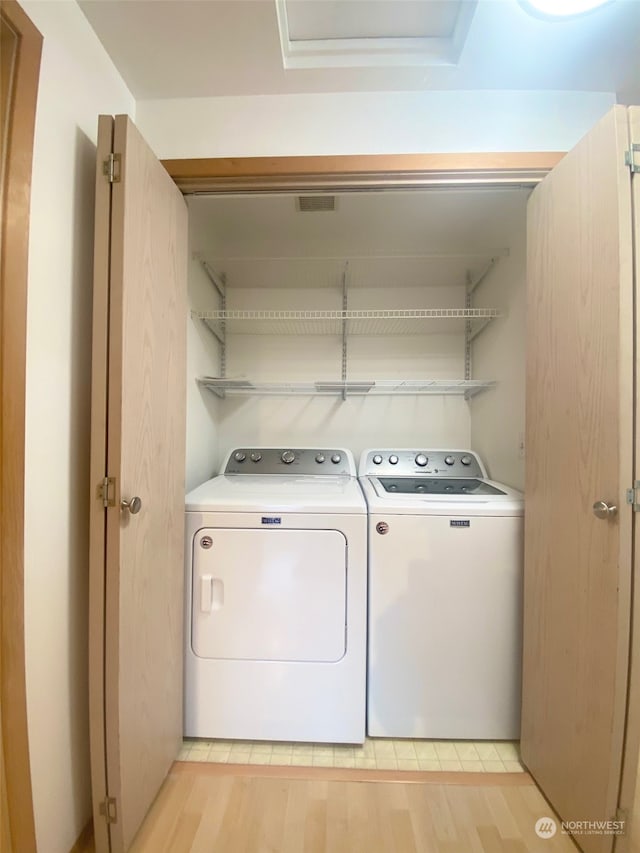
469;199;528;490
20;2;134;851
186;264;222;491
185;211;227;490
223;284;471;461
136;89;615;159
186;267;472;469
186;189;527;478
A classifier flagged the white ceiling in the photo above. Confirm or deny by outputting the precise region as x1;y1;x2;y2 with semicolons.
78;0;640;100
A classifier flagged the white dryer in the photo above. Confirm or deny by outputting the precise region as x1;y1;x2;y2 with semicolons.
185;447;367;744
359;449;524;741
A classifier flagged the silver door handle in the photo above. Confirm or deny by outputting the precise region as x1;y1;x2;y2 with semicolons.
592;501;617;519
121;496;142;515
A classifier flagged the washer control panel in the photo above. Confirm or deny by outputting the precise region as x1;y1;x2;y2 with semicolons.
359;449;484;478
224;448;354;476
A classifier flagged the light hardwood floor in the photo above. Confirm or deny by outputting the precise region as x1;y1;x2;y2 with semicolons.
124;764;579;852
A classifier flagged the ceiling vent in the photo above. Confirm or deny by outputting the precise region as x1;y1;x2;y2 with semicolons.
296;195;337;213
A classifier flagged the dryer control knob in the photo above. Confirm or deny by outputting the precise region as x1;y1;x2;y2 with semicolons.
372;454;383;465
233;451;246;462
415;453;428;467
460;455;472;466
281;450;296;464
444;455;455;466
315;454;325;463
331;453;342;464
250;453;262;462
389;455;399;465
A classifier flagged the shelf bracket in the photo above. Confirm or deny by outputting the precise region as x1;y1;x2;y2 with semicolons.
467;317;493;343
465;257;501;390
465;272;472;382
465;385;487;401
467;256;500;295
341;262;349;401
199;259;227;381
199;258;226;298
200;318;224;345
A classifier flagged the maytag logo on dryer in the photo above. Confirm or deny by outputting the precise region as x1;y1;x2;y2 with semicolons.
261;516;282;525
450;519;471;528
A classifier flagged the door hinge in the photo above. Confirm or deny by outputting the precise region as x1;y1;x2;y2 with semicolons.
99;796;118;824
614;806;628;833
626;482;640;511
624;144;640;173
98;476;117;508
103;152;121;183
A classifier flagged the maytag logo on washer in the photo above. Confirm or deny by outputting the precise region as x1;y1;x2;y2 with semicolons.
450;519;471;528
261;516;282;525
535;817;557;839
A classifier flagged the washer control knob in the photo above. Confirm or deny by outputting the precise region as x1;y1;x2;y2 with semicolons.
415;453;428;467
389;455;399;465
460;454;472;466
372;454;383;465
331;453;342;464
250;452;262;462
315;454;325;464
281;450;295;464
233;451;246;462
444;455;455;466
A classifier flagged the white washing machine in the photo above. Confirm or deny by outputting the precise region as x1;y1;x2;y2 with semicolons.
184;447;367;744
359;448;524;740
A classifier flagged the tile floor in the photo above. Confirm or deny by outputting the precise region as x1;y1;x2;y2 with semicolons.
179;737;524;773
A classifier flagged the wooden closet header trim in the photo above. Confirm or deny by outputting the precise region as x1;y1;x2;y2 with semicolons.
161;152;565;193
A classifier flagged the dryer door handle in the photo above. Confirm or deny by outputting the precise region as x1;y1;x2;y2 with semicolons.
200;575;224;612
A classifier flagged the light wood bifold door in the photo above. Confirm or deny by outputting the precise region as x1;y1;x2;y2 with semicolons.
89;115;188;853
522;105;636;853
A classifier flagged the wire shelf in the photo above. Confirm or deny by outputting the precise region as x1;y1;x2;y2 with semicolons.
192;308;501;337
197;377;496;399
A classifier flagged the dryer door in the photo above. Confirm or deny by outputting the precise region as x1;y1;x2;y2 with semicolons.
192;528;347;662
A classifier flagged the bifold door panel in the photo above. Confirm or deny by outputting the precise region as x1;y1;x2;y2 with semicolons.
192;528;347;662
522;105;634;853
89;115;188;853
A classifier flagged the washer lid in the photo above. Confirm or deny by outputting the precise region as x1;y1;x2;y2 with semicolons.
185;474;367;514
359;475;524;517
376;477;507;496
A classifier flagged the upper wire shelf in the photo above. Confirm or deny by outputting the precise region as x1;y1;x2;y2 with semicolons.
191;308;501;337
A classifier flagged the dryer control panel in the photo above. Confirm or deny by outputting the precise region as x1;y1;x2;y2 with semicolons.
223;448;355;477
359;449;485;478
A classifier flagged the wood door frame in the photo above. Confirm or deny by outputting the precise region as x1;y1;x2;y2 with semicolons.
162;151;564;194
0;1;42;851
162;143;640;839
